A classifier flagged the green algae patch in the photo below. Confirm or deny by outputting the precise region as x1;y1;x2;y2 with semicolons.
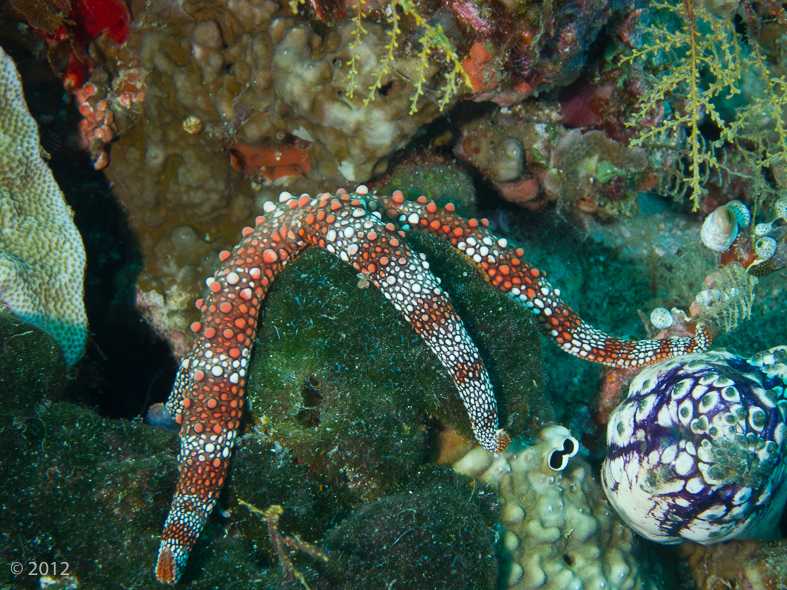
247;247;439;501
0;394;356;589
225;429;354;569
374;157;477;219
0;313;67;414
322;465;499;590
0;399;295;589
231;465;499;590
0;401;178;589
246;229;550;502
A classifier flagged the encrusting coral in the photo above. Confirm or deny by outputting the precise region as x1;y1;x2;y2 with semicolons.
30;0;659;343
679;538;787;589
78;0;458;337
544;129;649;215
0;45;87;366
293;0;632;109
453;425;671;590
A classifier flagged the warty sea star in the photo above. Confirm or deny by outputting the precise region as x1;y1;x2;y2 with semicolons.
155;186;711;584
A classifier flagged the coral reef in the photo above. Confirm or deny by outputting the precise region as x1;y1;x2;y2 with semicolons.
544;129;649;215
451;97;654;216
299;0;634;108
453;101;563;208
0;0;682;342
453;425;672;590
8;0;131;88
76;0;474;333
155;187;714;582
4;0;787;588
9;0;654;337
603;346;787;545
4;0;787;587
0;46;87;366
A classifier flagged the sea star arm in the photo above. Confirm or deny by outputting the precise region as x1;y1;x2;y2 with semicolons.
156;189;509;584
156;209;307;584
156;186;711;584
291;189;510;454
379;192;711;367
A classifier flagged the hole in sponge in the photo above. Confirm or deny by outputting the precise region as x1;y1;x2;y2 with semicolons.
295;375;323;428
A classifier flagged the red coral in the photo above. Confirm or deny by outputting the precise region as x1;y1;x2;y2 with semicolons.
461;42;499;93
69;0;130;46
74;82;118;169
228;142;312;183
13;0;130;89
559;78;613;128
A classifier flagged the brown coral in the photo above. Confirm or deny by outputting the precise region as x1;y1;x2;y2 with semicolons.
80;0;458;344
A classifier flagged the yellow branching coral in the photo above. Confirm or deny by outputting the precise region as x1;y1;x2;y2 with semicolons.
391;0;470;113
625;0;787;210
292;0;471;113
696;262;758;334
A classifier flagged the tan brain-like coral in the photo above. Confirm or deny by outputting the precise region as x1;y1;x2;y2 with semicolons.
454;425;666;590
0;46;87;366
